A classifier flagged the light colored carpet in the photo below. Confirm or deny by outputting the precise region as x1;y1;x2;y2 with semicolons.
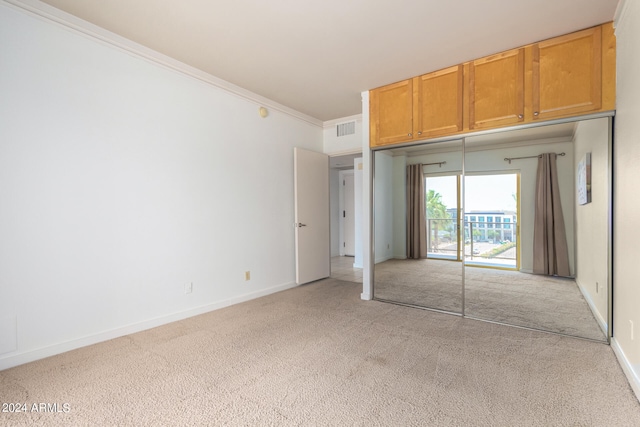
375;258;464;312
1;279;638;426
374;259;606;341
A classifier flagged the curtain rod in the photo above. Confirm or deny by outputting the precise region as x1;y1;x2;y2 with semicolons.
423;161;446;168
504;152;565;164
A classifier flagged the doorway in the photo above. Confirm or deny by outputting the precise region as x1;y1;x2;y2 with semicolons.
342;172;355;256
329;152;363;278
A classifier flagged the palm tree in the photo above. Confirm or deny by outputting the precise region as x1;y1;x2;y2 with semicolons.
426;189;450;220
426;190;451;251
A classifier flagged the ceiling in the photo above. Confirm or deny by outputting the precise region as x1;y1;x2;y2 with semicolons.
38;0;619;122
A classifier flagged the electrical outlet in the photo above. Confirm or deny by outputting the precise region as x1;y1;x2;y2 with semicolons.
184;282;193;294
245;271;251;281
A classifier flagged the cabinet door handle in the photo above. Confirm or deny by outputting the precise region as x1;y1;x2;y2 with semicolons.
418;131;422;135
518;114;523;119
534;112;539;116
408;133;412;137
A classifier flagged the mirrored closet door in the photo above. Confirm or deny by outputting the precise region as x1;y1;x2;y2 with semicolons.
372;140;463;313
372;116;611;342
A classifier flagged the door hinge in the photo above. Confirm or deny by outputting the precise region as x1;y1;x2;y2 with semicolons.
343;242;346;247
343;211;346;218
343;180;345;186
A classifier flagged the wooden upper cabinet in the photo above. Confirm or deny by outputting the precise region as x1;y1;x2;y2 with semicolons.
532;26;602;121
370;79;414;146
468;48;525;130
368;23;615;148
415;65;464;138
369;67;464;146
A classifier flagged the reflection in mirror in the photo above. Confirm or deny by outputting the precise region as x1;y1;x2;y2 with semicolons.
463;118;610;341
373;140;463;313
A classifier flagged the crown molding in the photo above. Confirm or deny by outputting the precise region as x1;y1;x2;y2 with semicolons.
1;0;324;128
614;0;629;30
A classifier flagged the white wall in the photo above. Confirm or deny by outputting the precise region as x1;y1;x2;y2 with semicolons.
0;4;322;369
613;0;640;399
573;118;609;332
373;152;394;263
407;149;464;174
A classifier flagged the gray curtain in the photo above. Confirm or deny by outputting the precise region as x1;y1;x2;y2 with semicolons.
533;153;570;277
406;164;427;259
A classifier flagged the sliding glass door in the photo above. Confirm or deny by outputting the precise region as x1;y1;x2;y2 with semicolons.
424;173;519;268
425;175;461;261
463;173;519;270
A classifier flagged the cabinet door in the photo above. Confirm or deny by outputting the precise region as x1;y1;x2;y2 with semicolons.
415;65;464;138
369;79;414;146
533;26;602;121
469;48;524;130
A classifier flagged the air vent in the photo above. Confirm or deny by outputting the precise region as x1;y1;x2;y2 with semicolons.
336;121;356;137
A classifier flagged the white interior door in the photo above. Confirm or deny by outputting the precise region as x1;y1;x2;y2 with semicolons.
343;173;355;256
294;148;330;285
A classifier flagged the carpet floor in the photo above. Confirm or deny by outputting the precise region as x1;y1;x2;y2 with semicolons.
1;279;638;426
374;259;606;341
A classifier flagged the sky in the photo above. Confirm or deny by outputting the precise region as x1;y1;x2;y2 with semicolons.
426;174;517;212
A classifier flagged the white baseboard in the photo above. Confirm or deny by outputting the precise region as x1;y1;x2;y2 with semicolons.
611;338;640;403
576;279;608;335
0;281;297;371
374;255;392;264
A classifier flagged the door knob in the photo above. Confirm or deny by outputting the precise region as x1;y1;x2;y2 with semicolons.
296;223;307;227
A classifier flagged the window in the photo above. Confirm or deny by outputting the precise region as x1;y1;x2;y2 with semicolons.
504;218;511;229
478;216;485;227
487;216;493;228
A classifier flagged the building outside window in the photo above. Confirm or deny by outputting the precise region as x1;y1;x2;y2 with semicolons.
465;210;516;243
